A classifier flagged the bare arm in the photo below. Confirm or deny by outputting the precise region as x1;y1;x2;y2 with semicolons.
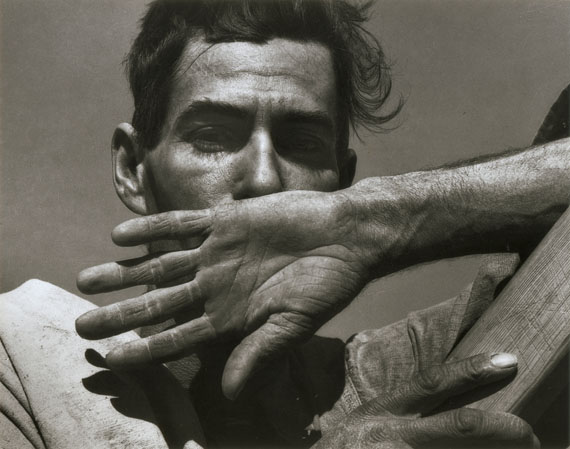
349;138;570;276
76;138;570;399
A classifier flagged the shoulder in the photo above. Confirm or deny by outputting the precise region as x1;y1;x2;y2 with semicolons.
0;280;172;449
1;279;97;335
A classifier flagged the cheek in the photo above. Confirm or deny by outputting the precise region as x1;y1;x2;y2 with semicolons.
145;148;235;211
280;161;340;192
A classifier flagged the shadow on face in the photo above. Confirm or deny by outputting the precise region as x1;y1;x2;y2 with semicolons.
112;38;356;220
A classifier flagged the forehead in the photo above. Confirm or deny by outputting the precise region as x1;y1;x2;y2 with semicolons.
166;37;336;126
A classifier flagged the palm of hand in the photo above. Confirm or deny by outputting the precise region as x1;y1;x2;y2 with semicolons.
76;190;372;398
200;198;365;337
182;193;370;394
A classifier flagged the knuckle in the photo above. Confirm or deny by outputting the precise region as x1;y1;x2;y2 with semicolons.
147;332;174;359
184;282;198;300
358;398;389;418
128;263;150;284
415;366;444;394
150;213;172;234
172;210;184;227
463;356;486;382
143;294;162;320
451;408;484;437
167;253;190;274
148;213;163;227
354;417;402;445
148;258;164;284
367;425;390;444
501;413;534;439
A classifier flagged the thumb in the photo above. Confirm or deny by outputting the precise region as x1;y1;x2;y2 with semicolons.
222;312;309;400
384;352;518;415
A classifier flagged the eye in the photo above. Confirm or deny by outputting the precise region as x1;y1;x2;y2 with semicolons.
278;132;327;158
288;138;323;153
184;126;243;153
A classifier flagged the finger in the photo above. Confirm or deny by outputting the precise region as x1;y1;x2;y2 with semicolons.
126;364;206;448
105;316;216;369
75;282;203;339
382;352;517;415
111;210;212;246
222;312;312;400
404;409;538;448
77;249;200;294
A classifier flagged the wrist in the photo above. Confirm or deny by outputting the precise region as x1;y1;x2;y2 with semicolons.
337;174;433;279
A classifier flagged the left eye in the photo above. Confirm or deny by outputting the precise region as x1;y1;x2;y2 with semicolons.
279;136;325;154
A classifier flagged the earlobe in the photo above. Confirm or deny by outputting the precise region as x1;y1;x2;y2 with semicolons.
112;123;149;215
339;148;357;189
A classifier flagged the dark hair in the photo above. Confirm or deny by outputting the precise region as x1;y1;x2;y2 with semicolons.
126;0;401;150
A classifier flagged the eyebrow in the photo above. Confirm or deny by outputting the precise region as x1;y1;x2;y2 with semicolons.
174;100;251;129
173;99;335;134
274;110;335;134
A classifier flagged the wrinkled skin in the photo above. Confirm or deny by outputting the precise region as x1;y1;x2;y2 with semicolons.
75;37;539;446
316;353;538;448
77;190;376;398
76;216;540;447
77;38;375;398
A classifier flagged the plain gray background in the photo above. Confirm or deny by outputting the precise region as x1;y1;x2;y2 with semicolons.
1;0;569;339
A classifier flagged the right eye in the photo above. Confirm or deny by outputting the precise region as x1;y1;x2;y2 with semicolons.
185;127;242;153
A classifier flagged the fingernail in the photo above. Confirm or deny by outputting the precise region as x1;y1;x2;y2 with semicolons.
491;353;517;368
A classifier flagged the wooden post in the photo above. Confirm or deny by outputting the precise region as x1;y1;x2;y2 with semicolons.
443;207;570;423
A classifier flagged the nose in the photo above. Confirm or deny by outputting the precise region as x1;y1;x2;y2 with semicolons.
234;129;283;200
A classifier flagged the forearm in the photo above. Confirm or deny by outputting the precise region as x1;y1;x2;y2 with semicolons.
345;137;570;276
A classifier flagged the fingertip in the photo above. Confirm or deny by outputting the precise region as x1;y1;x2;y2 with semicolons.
112;219;145;246
222;345;253;400
105;346;134;371
221;365;247;401
75;311;99;340
111;223;130;245
76;267;97;294
106;341;152;371
76;270;89;293
105;347;125;370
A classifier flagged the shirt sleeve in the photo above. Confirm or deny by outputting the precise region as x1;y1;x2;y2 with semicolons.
0;337;45;449
0;279;204;449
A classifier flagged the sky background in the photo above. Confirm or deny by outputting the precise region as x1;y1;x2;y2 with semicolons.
1;0;569;340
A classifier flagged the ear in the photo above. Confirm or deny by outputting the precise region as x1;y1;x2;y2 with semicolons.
338;148;357;189
112;123;149;215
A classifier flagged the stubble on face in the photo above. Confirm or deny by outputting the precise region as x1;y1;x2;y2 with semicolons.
143;37;341;214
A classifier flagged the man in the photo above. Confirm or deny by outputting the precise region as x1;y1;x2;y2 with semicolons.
1;0;567;447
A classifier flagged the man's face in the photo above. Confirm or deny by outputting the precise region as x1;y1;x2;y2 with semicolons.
142;38;343;212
